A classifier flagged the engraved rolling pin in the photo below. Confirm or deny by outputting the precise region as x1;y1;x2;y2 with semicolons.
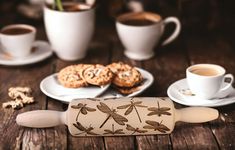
16;97;219;136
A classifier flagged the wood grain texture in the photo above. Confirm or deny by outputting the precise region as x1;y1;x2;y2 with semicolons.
168;33;221;150
171;123;219;150
54;27;113;149
0;59;53;150
46;99;68;150
103;30;137;150
1;5;235;149
135;35;187;150
0;26;53;150
185;34;235;149
136;135;172;150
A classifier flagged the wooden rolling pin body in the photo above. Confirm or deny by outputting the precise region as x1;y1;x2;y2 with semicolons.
16;97;218;136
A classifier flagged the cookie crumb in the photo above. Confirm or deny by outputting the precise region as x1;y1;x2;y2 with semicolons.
2;87;34;109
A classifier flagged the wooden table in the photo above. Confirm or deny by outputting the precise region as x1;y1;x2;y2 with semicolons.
1;18;235;150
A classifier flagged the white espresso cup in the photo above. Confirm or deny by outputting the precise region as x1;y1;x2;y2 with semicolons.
44;2;95;61
116;12;181;60
186;64;234;99
0;24;36;58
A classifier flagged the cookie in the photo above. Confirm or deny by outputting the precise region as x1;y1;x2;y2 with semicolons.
113;79;145;95
114;85;140;95
82;64;113;86
58;64;90;88
107;62;143;87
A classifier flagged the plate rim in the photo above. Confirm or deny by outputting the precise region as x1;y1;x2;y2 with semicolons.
127;67;154;97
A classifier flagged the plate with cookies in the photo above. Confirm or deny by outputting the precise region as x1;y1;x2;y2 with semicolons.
40;62;154;103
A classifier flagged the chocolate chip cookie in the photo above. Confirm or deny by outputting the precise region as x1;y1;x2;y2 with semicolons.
58;64;90;88
108;62;143;87
82;64;113;86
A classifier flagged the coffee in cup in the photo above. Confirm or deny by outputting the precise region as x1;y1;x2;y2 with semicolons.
0;24;36;58
190;67;220;76
116;12;181;60
186;64;234;99
1;27;33;35
120;18;156;26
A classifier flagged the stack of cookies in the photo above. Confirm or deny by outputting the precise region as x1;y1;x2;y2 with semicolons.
107;62;143;95
58;62;143;95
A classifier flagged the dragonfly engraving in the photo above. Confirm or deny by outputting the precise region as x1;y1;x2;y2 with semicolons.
71;103;96;121
97;102;128;128
87;98;101;101
126;124;147;135
73;121;98;136
117;98;147;123
143;120;170;133
159;97;167;101
147;101;171;117
103;124;125;135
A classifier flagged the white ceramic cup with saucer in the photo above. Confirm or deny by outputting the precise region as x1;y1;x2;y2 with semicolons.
186;64;234;99
0;24;36;58
116;12;181;60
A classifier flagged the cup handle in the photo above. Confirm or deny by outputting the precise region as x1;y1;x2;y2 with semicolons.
219;74;234;92
162;17;181;46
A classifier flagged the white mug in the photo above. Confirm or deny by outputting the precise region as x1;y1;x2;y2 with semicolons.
0;24;36;58
44;2;95;61
116;12;181;60
186;64;234;99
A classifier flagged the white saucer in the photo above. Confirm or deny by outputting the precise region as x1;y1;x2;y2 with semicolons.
167;78;235;107
40;67;154;103
0;41;53;66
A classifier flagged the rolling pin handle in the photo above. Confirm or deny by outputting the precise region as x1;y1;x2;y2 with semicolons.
16;110;66;128
174;107;219;123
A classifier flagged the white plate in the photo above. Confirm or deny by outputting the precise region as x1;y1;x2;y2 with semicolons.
40;73;110;103
167;78;235;107
0;41;53;66
40;67;154;103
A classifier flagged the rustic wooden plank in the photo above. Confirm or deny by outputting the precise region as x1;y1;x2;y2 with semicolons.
135;37;187;150
35;25;68;150
68;137;105;150
168;34;220;150
186;34;235;121
46;98;68;150
54;29;112;149
136;135;172;150
0;24;57;149
0;58;53;150
141;42;188;96
0;8;234;150
103;32;137;150
43;58;68;150
210;119;235;150
186;34;235;149
171;123;219;150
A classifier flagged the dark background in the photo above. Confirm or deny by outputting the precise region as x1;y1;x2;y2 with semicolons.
1;0;235;36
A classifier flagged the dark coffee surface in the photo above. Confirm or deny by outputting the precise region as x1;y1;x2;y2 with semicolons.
1;27;32;35
64;4;88;12
121;19;156;26
47;3;91;12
